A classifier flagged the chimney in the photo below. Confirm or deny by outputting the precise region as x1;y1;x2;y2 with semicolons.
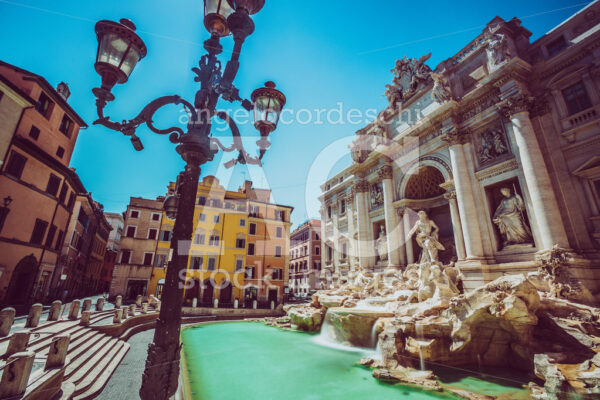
56;82;70;101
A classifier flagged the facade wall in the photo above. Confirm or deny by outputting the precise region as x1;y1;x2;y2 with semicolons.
289;219;322;296
319;5;600;293
110;197;162;299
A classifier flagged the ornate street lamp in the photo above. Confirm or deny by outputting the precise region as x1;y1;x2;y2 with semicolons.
90;2;285;398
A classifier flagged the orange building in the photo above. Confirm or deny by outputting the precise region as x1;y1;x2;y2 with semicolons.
0;60;87;309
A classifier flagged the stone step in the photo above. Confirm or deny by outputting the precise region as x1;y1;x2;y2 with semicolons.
66;337;121;387
72;342;130;400
64;334;116;379
28;324;91;354
37;329;97;357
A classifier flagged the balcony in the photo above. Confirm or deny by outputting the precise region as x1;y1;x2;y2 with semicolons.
561;105;600;141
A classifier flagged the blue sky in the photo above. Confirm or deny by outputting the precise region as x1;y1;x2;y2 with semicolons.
0;0;591;228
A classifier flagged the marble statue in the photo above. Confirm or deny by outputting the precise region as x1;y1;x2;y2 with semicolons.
376;226;388;262
492;187;533;248
408;211;445;264
431;71;452;103
370;183;384;209
384;83;403;110
486;25;511;67
390;53;433;100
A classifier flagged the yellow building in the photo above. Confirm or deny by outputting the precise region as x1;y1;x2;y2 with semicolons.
147;176;293;307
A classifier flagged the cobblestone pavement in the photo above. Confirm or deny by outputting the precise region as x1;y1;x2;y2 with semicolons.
96;329;154;400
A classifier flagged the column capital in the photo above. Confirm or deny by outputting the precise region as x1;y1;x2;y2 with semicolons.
498;92;536;118
441;127;470;146
395;206;406;216
443;190;457;200
354;179;369;193
377;165;393;180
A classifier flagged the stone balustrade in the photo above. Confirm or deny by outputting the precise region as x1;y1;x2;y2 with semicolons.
68;300;80;320
0;307;16;337
48;301;62;321
80;311;91;327
25;303;43;328
113;308;122;323
115;295;122;308
96;297;105;311
128;304;135;317
6;330;30;357
141;303;148;314
45;334;70;370
0;350;35;398
82;298;92;312
135;295;142;307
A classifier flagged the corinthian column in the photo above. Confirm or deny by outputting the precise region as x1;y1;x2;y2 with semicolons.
395;207;407;265
399;207;414;264
345;191;357;269
502;94;569;249
444;190;466;260
379;164;401;267
332;201;340;272
442;129;485;259
354;178;373;268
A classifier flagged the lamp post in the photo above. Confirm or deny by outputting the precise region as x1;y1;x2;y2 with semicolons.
90;1;285;398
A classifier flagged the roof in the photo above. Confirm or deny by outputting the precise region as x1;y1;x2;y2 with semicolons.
0;73;35;105
0;60;87;127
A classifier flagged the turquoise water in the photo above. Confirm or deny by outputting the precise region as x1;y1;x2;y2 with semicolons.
181;322;527;400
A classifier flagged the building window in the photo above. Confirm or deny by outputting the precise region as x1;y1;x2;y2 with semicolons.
28;126;40;140
160;230;172;242
190;256;203;270
35;92;53;119
276;226;283;238
327;205;332;219
314;261;321;270
340;199;346;214
143;252;154;265
245;266;255;279
46;174;61;197
151;212;161;222
272;268;282;280
327;246;333;262
315;246;320;255
44;224;56;248
5;151;27;179
275;210;285;221
126;226;136;238
207;257;216;271
130;210;140;218
148;228;158;240
235;259;243;272
198;196;206;205
121;250;132;264
194;233;205;245
546;36;567;57
316;233;320;240
249;205;259;217
249;223;256;235
59;114;73;137
239;218;246;227
58;182;68;204
30;218;48;245
198;213;206;222
275;246;282;258
209;233;219;246
341;242;348;260
562;81;592;115
213;215;220;224
248;243;255;255
155;254;167;268
236;238;246;249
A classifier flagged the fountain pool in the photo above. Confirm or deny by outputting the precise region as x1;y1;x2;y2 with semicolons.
181;322;529;400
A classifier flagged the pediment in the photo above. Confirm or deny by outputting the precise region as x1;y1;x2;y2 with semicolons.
573;156;600;177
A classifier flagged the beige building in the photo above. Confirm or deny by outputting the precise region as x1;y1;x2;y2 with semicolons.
320;3;600;295
289;219;322;297
110;197;163;300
